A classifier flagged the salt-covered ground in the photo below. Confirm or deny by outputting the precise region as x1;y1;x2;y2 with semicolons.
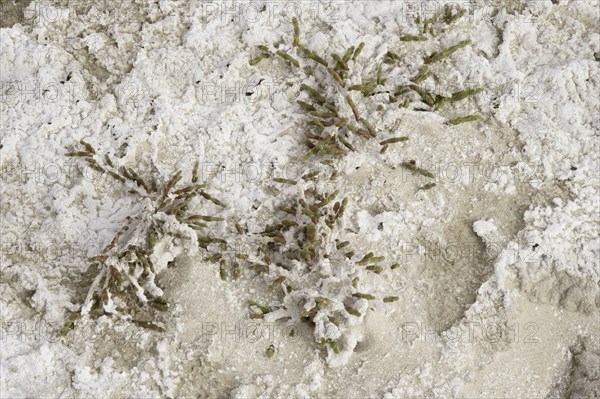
1;1;599;398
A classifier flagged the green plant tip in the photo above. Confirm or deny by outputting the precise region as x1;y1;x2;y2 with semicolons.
345;95;360;121
451;87;483;101
276;50;300;67
411;66;431;84
315;296;332;308
200;191;226;207
292;17;300;46
400;35;428;42
248;300;272;314
331;54;348;70
353;293;376;300
366;265;383;273
249;53;270;66
418;182;437;191
297;100;316;112
353;42;365;60
327;68;345;86
345;306;361;317
380;137;409;145
266;344;276;358
330;340;341;354
357;252;374;265
448;115;481;125
274;177;297;185
301;84;326;104
187;215;224;222
79;139;96;154
348;84;376;93
401;161;435;179
359;118;376;137
299;45;328;67
342;46;355;63
424;39;472;64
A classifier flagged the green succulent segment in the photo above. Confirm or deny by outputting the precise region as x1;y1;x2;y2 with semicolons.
448;114;481;125
273;178;298;185
380;137;409;145
329;340;341;354
411;66;431;84
443;5;467;25
353;42;365;60
249;53;270;66
400;35;428;42
418;182;437;191
410;84;436;106
248;300;272;315
299;45;328;66
401;161;436;179
366;265;383;273
276;50;300;67
345;306;361;317
328;68;345;86
292;17;300;47
424;39;472;64
266;344;276;358
435;87;483;110
353;293;376;300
